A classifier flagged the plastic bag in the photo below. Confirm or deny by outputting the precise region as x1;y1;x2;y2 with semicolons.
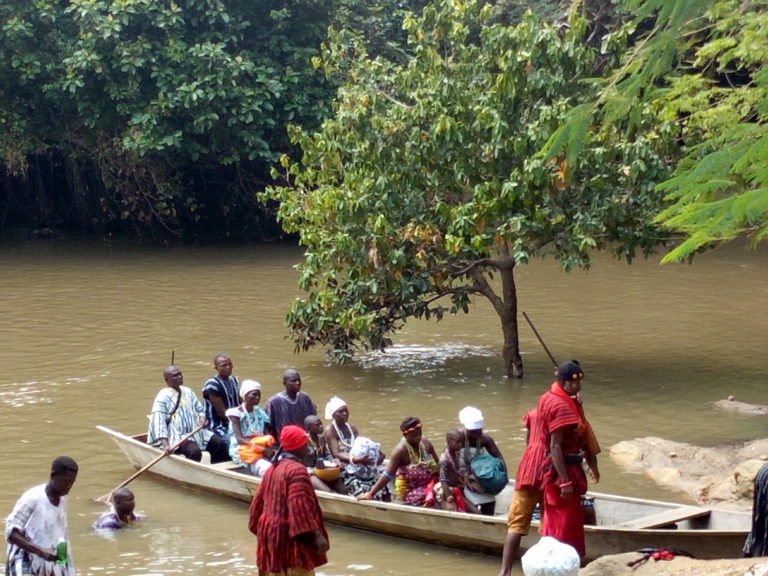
470;453;508;495
237;434;275;464
521;536;580;576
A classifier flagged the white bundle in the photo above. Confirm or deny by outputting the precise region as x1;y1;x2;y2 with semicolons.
521;536;580;576
345;436;381;480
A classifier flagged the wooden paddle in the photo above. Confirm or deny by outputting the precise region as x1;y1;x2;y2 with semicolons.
94;423;205;503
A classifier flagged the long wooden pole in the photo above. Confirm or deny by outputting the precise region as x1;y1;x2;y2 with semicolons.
522;311;558;367
94;423;205;503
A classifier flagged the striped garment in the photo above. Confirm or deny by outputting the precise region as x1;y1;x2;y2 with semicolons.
5;484;74;576
248;456;328;572
533;384;588;557
513;383;581;491
147;386;210;448
202;375;240;436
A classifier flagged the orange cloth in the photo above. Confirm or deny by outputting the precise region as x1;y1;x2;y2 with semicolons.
238;435;276;464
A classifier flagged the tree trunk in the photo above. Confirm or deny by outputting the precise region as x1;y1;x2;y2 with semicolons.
469;256;524;378
499;263;523;378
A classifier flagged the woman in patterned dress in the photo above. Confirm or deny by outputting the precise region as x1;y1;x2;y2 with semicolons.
357;416;439;505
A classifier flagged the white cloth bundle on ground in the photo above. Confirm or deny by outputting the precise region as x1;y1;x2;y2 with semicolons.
521;536;580;576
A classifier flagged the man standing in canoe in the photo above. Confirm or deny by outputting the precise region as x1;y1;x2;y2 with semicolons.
249;424;329;575
501;359;600;565
265;369;317;441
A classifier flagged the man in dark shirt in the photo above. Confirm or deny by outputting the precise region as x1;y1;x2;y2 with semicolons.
202;353;240;444
744;462;768;557
265;369;317;440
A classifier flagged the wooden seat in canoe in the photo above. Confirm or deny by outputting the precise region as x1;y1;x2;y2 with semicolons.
619;505;711;529
208;460;243;471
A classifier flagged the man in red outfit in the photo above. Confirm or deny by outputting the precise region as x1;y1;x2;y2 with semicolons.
249;424;329;576
538;360;600;557
498;360;600;574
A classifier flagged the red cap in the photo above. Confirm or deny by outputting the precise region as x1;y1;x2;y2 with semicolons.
280;425;309;451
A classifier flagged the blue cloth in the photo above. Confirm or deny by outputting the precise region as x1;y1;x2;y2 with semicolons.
92;510;143;531
744;462;768;557
226;404;271;468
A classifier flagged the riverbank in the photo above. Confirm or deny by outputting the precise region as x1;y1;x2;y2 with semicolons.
587;402;767;575
581;553;768;576
609;400;768;512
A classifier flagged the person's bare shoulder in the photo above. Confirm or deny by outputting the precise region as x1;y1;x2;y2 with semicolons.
323;423;336;439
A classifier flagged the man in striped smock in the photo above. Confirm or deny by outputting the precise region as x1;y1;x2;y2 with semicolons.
499;360;600;575
249;425;329;575
202;353;241;445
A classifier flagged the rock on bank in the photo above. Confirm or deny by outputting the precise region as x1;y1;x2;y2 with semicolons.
609;437;768;511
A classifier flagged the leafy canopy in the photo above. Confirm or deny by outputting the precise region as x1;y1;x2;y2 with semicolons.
0;0;336;235
265;0;675;367
549;0;768;262
653;1;768;261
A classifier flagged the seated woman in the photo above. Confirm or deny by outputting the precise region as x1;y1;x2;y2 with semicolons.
357;416;439;506
226;379;274;476
303;414;346;493
324;396;386;498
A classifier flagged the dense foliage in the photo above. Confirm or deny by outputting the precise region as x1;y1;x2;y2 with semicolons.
0;0;336;238
550;0;768;262
652;1;768;261
0;0;569;239
266;0;676;376
4;0;761;375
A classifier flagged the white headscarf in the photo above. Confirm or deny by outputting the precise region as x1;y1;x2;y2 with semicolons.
459;406;484;430
240;379;262;398
325;396;347;420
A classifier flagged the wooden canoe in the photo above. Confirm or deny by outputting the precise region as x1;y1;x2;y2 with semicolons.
97;426;751;559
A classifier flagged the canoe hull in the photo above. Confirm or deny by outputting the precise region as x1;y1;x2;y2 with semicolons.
97;426;751;559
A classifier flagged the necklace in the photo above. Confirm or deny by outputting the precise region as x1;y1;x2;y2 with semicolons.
332;420;355;449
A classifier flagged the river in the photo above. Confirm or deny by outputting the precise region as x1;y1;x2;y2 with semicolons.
1;237;766;575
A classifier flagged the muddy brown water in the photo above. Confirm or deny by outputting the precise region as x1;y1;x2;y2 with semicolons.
1;238;765;575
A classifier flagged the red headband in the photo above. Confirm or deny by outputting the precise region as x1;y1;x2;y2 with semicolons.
402;422;423;435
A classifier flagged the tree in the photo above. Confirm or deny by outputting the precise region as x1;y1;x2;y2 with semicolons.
651;1;768;261
265;0;676;377
0;0;337;237
549;0;768;262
